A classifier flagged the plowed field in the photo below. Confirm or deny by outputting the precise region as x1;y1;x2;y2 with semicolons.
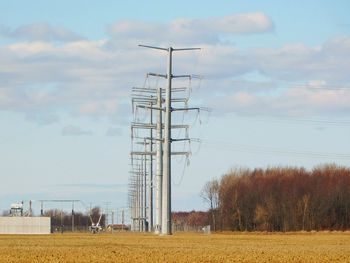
0;232;349;262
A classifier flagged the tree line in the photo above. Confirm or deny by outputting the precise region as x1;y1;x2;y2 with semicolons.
201;164;350;231
172;211;209;231
43;206;105;232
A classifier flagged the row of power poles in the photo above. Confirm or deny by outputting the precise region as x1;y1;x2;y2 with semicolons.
129;45;200;235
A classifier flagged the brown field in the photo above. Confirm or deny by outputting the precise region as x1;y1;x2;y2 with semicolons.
0;232;349;262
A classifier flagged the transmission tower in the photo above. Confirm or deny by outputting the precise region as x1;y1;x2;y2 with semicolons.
129;45;201;235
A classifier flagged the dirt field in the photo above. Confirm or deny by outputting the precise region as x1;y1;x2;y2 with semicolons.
0;232;349;262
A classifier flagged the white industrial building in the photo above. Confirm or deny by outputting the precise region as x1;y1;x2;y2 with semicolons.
0;217;51;234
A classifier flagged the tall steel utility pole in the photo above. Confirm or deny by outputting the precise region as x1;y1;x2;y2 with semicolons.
148;101;154;232
139;45;200;235
155;87;163;234
130;87;156;232
130;85;189;233
162;47;173;235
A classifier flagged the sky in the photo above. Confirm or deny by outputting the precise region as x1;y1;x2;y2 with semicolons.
0;0;350;217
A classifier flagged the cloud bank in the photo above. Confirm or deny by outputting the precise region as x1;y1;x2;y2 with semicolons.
107;12;273;45
0;23;83;42
0;13;349;125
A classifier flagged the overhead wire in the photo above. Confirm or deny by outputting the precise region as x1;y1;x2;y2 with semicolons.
217;77;350;126
229;79;350;91
229;115;350;127
200;139;350;160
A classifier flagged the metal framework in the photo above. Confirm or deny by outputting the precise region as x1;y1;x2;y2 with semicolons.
129;45;201;235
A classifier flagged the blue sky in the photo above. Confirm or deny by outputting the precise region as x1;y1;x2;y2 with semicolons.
1;0;350;216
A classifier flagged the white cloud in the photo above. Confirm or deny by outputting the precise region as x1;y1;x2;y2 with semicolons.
210;82;350;117
0;16;350;123
252;39;350;82
77;100;119;116
205;12;273;34
0;23;83;42
61;125;93;136
7;41;55;55
107;12;273;45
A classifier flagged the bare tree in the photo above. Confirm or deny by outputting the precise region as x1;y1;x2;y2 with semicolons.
202;164;350;231
200;179;219;230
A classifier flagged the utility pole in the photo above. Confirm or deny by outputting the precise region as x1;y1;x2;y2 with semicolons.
129;85;158;232
155;87;163;234
149;101;154;232
72;201;75;232
162;47;173;235
130;45;200;235
122;209;125;231
37;199;80;231
148;46;200;235
112;211;114;234
143;145;147;231
104;202;110;228
29;200;32;217
60;210;63;233
138;164;142;231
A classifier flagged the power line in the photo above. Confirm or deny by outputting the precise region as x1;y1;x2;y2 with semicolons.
229;79;350;91
231;115;350;126
200;140;350;160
